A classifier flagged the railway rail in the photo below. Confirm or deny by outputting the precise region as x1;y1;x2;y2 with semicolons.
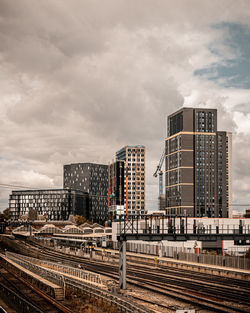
0;260;74;313
28;239;250;313
1;248;152;313
130;266;250;303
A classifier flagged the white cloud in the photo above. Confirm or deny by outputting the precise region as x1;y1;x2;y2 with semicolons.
0;0;250;212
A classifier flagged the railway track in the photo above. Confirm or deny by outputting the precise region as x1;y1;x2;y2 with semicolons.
1;247;152;313
31;240;250;290
130;295;178;312
0;261;74;313
129;258;250;289
130;266;250;303
23;240;250;313
76;263;250;313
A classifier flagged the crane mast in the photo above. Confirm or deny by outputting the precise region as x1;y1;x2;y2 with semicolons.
153;149;165;197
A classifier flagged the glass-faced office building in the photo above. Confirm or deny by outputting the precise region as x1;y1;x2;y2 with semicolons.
9;189;89;221
165;108;232;218
63;163;108;224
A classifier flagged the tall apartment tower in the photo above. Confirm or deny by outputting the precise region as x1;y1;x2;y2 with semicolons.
165;108;232;218
63;163;108;224
112;145;145;216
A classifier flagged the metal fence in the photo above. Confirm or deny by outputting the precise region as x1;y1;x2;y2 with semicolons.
22;254;102;286
112;241;250;270
6;252;65;288
177;252;250;270
67;278;154;313
6;252;103;287
113;241;184;257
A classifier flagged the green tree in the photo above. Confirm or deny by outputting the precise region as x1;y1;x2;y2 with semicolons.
2;208;10;220
74;215;90;226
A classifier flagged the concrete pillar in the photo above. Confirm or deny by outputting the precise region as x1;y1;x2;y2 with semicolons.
119;240;126;289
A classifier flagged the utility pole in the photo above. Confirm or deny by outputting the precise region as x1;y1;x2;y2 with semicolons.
119;240;126;289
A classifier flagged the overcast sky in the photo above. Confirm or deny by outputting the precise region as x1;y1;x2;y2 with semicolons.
0;0;250;213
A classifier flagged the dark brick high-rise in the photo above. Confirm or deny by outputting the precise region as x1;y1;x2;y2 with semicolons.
165;107;232;218
64;163;108;224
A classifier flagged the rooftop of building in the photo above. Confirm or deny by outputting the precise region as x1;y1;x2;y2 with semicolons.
11;188;88;195
64;162;108;167
116;145;145;155
168;106;217;118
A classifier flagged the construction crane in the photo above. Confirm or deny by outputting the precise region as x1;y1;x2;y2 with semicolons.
153;149;165;196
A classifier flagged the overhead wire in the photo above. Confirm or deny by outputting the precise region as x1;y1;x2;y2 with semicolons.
0;184;249;206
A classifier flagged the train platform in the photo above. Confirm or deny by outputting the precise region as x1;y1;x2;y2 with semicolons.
0;253;64;300
4;251;107;290
94;247;250;281
36;260;107;289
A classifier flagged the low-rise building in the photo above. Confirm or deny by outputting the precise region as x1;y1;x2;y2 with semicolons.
9;189;89;221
